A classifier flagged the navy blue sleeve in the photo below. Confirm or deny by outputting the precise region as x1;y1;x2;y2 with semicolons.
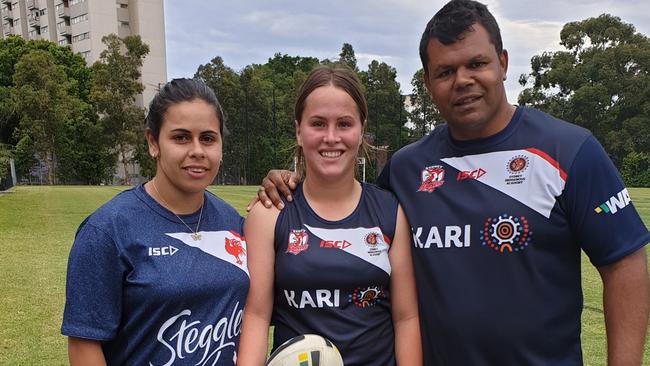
563;136;650;266
61;220;127;340
376;158;392;191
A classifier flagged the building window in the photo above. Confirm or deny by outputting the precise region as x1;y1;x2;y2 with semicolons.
58;38;69;46
119;21;129;28
41;25;48;33
70;13;87;24
40;8;46;16
72;31;89;42
79;50;90;59
55;3;63;12
70;0;86;5
118;3;128;8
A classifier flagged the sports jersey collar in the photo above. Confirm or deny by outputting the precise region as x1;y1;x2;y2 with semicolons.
295;181;367;225
445;106;523;152
134;183;205;225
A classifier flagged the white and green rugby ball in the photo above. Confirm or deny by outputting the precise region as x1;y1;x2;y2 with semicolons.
266;334;344;366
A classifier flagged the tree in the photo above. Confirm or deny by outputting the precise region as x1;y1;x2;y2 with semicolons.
91;34;149;184
0;36;93;146
56;104;115;184
194;54;321;184
518;14;650;166
262;53;320;171
0;36;108;184
239;65;274;184
339;43;359;72
195;56;245;184
12;50;78;184
360;60;406;180
0;86;15;146
408;68;441;140
0;143;11;179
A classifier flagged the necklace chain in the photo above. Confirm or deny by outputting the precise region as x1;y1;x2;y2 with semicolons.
151;179;204;241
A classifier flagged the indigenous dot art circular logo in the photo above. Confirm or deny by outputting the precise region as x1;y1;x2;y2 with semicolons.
348;286;385;308
506;155;529;174
364;232;379;246
480;214;532;253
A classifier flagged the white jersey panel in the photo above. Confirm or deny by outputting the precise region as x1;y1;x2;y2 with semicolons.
167;230;249;276
442;148;566;218
303;224;391;275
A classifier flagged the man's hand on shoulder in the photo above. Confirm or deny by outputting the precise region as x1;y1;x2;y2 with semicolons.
246;170;299;212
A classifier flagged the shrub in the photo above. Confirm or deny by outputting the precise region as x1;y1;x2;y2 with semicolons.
621;152;650;187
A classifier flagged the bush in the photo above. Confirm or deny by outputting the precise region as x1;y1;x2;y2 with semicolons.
621;152;650;187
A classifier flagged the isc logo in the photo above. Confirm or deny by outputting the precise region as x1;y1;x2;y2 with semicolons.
457;168;486;181
320;240;352;249
148;245;179;256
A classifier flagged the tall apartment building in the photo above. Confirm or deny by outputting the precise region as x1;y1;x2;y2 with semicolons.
1;0;167;183
0;0;166;107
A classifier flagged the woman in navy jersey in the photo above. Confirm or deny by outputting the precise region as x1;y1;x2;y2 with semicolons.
62;79;249;365
238;66;421;366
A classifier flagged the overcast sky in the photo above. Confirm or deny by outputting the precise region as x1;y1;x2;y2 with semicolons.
164;0;650;102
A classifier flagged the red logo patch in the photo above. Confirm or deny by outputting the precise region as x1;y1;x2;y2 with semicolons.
286;229;309;255
417;165;445;192
224;236;246;265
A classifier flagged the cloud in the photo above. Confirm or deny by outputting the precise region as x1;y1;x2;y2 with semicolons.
164;0;650;98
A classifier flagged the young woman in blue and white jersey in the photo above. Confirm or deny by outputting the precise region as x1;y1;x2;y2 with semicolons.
238;66;421;366
62;79;249;365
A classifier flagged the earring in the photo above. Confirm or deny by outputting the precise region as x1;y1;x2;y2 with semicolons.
151;152;158;160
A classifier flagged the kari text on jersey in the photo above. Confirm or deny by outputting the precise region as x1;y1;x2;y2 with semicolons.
412;225;471;249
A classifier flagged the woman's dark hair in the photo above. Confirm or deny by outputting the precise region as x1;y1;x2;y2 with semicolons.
419;0;503;74
145;78;226;140
293;64;370;177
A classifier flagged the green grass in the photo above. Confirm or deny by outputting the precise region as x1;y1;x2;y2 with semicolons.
0;185;648;365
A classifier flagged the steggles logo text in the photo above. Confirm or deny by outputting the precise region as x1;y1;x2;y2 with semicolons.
151;302;243;366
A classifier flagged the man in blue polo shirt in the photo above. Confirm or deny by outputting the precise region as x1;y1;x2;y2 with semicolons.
255;1;650;364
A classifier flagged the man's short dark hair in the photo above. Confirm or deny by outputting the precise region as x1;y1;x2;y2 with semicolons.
419;0;503;74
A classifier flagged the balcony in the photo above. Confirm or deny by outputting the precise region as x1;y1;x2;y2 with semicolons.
1;0;11;5
27;0;38;10
28;14;40;27
57;5;69;18
2;24;11;35
1;12;11;21
58;23;70;35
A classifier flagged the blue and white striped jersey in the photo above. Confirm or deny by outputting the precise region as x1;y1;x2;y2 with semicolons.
272;182;398;366
378;106;650;365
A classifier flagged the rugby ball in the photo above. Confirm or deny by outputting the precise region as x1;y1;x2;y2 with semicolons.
266;334;344;366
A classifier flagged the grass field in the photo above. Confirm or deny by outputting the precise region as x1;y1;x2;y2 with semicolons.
0;185;648;365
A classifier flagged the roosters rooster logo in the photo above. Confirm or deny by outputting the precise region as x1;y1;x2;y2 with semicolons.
225;237;246;265
286;229;309;255
418;165;445;193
